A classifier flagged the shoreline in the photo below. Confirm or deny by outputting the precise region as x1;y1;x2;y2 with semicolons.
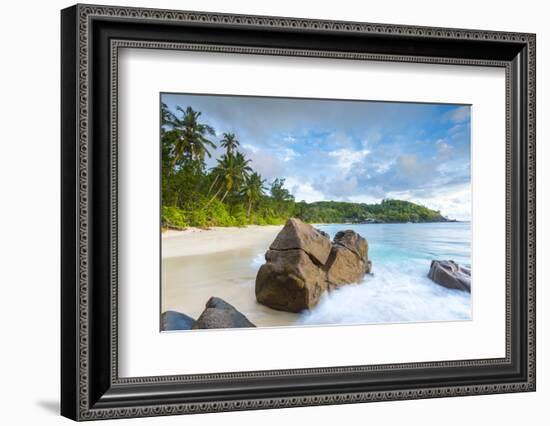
161;221;468;259
162;225;283;258
164;220;468;233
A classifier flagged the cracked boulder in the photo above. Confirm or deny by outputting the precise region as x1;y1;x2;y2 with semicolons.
325;230;370;289
268;217;332;265
255;248;329;312
333;230;368;262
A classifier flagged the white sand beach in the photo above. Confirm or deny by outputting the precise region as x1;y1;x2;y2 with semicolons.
161;225;301;327
162;225;282;258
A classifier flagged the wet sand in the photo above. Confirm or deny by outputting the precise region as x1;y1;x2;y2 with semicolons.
161;226;300;327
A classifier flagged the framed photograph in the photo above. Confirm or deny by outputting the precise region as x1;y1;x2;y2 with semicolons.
61;4;536;421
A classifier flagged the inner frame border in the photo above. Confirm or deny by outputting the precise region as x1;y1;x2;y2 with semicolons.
111;40;511;384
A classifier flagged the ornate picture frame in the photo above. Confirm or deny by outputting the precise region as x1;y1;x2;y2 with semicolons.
61;4;536;421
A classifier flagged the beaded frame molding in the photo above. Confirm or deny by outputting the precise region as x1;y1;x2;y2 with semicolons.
61;4;536;421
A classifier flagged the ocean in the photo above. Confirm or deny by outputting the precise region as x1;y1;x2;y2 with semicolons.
294;222;472;325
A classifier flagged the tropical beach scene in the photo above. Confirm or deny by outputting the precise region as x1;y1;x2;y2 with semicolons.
160;93;472;331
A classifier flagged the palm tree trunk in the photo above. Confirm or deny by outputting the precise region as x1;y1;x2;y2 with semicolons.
170;152;180;171
220;190;229;203
247;200;252;218
172;193;180;208
207;175;219;196
203;187;222;208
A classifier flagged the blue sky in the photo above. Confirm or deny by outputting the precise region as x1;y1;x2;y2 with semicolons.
162;93;471;220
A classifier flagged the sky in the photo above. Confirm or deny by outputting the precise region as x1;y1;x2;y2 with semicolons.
162;93;472;220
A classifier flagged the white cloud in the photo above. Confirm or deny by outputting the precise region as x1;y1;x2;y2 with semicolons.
347;194;383;204
326;132;355;148
284;177;325;203
327;148;370;173
397;154;418;176
373;160;393;173
387;183;471;221
314;175;359;199
242;143;259;153
282;148;299;162
436;138;452;158
445;106;470;123
448;123;468;139
240;146;285;181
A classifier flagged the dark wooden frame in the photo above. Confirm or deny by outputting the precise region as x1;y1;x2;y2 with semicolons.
61;3;536;421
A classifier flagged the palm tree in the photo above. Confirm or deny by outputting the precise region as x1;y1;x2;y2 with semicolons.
206;151;252;206
163;106;216;169
220;132;240;155
241;172;266;218
206;133;238;196
205;154;232;205
161;102;175;127
219;152;252;203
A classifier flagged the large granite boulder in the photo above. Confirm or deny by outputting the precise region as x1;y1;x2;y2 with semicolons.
269;217;332;265
255;218;371;312
333;230;368;262
325;245;367;289
326;230;370;288
256;248;328;312
428;260;471;292
161;310;195;331
192;297;256;329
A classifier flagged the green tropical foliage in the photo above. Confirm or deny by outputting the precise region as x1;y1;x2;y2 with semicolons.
161;104;450;229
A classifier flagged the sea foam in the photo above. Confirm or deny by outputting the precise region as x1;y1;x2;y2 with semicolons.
298;260;471;326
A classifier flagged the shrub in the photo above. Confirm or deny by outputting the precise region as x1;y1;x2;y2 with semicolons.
161;206;186;229
186;207;208;227
204;199;234;227
230;204;248;227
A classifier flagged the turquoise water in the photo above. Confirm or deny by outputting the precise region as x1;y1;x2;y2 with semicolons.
297;222;472;325
319;222;471;266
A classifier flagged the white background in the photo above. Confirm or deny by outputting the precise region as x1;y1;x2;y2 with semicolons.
0;0;547;425
119;49;505;377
